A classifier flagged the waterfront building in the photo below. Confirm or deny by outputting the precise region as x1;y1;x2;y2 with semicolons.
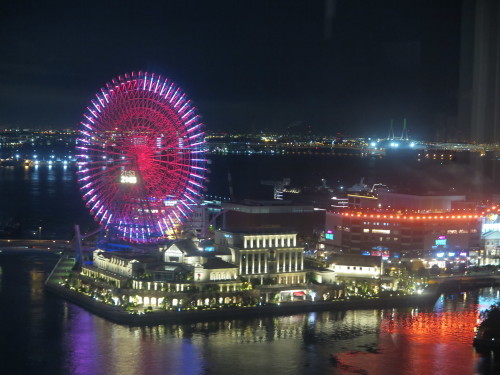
345;191;468;212
415;249;481;270
183;200;223;237
377;192;466;212
183;205;210;235
147;263;193;282
325;209;481;256
215;229;307;285
193;257;239;282
85;230;306;294
327;254;383;279
81;266;129;288
162;239;215;265
221;200;323;240
347;193;379;209
481;231;500;265
312;269;337;284
91;249;148;277
479;208;500;265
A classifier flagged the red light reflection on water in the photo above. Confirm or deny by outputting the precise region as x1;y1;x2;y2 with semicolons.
335;304;482;375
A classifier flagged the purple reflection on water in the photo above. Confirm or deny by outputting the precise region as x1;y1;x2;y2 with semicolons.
63;304;205;375
64;305;102;375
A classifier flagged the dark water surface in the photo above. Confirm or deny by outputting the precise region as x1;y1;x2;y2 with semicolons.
0;152;496;239
0;252;499;375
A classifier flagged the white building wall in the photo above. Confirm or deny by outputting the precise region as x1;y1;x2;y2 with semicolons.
330;264;380;278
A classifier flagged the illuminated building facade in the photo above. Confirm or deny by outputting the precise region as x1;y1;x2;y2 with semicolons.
481;231;500;265
325;210;481;256
91;250;144;277
328;254;383;279
215;229;306;285
479;209;500;265
347;194;379;209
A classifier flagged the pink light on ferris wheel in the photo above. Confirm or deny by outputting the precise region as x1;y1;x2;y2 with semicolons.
76;71;207;243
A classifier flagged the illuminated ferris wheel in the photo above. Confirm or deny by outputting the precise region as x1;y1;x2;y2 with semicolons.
76;71;206;243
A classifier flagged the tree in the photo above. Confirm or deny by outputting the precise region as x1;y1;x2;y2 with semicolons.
202;284;219;292
250;278;261;288
417;267;429;278
306;271;316;284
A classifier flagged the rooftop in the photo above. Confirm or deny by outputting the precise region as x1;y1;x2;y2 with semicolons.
94;249;158;263
220;228;298;235
329;254;382;268
202;257;238;270
168;239;203;256
222;200;314;213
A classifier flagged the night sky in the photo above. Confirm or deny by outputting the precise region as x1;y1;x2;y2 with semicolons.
0;0;461;138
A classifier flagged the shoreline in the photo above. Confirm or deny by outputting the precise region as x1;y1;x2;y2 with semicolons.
43;255;500;326
46;281;442;326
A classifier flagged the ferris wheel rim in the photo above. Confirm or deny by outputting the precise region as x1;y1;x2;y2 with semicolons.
76;71;206;243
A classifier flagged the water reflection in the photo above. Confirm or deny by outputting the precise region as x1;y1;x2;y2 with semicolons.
61;289;500;375
29;268;45;303
1;253;499;375
65;308;205;375
478;288;500;311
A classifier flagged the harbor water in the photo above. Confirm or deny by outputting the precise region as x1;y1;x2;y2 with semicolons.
0;252;498;375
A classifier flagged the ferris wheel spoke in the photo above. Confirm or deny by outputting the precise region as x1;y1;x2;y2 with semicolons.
80;146;134;159
152;144;201;153
82;164;126;182
79;162;126;176
149;157;202;170
86;185;116;210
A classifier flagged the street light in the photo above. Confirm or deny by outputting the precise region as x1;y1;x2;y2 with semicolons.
38;226;42;241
